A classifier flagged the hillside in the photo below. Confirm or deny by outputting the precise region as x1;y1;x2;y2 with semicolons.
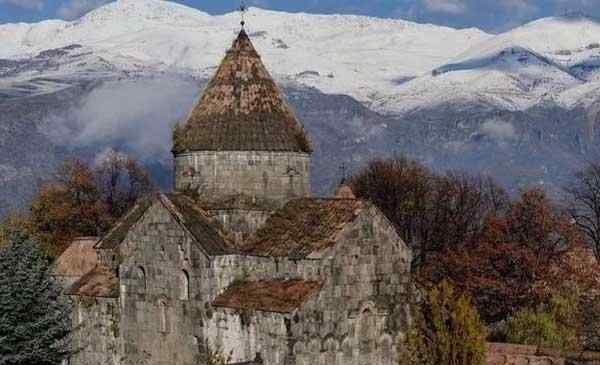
0;0;600;213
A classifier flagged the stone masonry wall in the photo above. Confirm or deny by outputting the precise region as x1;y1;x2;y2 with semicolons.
486;343;565;365
118;201;210;365
69;297;120;365
290;205;412;365
206;309;290;365
174;151;310;208
75;199;412;365
211;209;271;237
207;205;412;365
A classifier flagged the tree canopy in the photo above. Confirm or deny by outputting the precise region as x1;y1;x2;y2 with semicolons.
0;234;71;365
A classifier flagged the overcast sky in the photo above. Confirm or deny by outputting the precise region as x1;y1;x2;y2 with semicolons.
1;0;600;32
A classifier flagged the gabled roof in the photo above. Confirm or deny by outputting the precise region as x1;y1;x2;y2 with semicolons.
95;193;233;256
54;237;99;278
65;265;119;298
172;29;311;154
95;198;153;250
163;193;233;255
212;279;322;313
242;198;365;258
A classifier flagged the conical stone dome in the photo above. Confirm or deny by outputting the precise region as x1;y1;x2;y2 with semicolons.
173;29;311;154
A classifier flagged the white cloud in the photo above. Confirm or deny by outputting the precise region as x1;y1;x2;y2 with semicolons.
57;0;110;20
0;0;44;11
422;0;468;14
480;119;517;140
67;76;199;160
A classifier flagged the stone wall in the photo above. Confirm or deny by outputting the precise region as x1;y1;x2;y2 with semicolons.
174;151;311;208
486;343;600;365
70;297;120;365
207;205;412;365
118;200;209;365
75;197;412;365
206;309;290;365
289;205;412;365
487;343;565;365
211;209;271;237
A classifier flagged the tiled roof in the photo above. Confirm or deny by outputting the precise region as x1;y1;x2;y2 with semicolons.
65;265;119;298
54;237;99;277
172;29;311;154
94;194;233;256
212;279;322;313
164;193;234;256
243;198;365;258
95;197;153;250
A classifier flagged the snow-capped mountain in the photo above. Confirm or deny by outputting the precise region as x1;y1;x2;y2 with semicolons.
2;1;600;114
2;0;600;214
0;0;491;105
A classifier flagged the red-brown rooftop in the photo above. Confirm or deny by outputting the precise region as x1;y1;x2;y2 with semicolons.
243;198;365;258
212;279;322;313
173;29;311;154
66;265;119;298
54;237;99;278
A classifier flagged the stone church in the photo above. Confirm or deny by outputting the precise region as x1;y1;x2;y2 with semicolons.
55;26;413;365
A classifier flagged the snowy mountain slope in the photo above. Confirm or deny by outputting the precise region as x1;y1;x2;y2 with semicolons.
1;1;600;114
453;14;600;65
374;46;584;114
0;0;491;104
3;0;600;214
370;14;600;114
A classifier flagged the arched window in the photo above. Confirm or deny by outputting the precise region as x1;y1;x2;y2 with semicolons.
136;266;147;294
159;300;168;333
180;270;190;301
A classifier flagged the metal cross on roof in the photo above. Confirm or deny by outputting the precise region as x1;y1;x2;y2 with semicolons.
339;163;347;184
240;1;248;28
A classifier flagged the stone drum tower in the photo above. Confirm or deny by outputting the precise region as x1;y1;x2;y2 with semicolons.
172;29;312;235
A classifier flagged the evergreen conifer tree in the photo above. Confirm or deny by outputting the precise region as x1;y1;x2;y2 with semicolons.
0;234;71;365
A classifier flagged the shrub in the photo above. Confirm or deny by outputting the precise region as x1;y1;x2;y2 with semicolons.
399;280;488;365
505;290;581;351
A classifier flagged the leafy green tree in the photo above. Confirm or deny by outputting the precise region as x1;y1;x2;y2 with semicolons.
505;290;582;351
399;280;487;365
0;234;71;365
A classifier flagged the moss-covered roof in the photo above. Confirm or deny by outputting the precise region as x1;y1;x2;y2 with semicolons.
164;193;234;255
65;265;119;298
173;29;311;154
95;198;153;250
212;279;322;313
94;194;233;256
243;198;365;258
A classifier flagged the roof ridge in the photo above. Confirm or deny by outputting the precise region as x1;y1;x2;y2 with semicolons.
162;193;235;256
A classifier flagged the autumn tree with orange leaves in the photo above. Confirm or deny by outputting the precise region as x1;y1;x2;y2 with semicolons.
350;157;597;324
423;189;593;323
27;150;154;257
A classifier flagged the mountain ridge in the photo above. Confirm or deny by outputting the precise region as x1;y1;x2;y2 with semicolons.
0;0;600;215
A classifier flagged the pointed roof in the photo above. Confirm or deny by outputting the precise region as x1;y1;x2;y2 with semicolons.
173;29;311;154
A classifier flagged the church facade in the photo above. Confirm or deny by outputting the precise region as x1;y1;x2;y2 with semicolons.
57;28;413;365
